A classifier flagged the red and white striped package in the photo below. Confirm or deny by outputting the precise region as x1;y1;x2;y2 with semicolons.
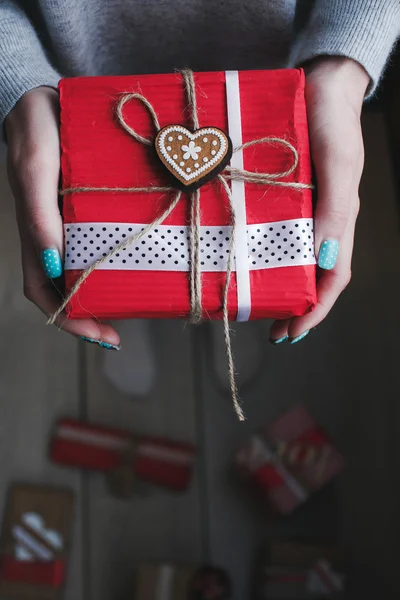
50;418;196;492
235;406;345;515
259;542;345;599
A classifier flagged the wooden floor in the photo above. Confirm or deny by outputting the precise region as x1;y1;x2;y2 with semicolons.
0;110;399;600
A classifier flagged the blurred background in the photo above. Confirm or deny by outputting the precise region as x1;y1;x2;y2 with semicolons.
0;47;398;600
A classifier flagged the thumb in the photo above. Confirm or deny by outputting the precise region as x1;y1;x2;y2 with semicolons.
12;150;63;279
6;86;63;279
311;116;363;271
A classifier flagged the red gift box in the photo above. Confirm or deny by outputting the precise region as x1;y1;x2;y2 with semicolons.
0;484;74;600
50;419;196;492
236;406;345;515
259;542;346;598
60;69;316;320
262;561;344;598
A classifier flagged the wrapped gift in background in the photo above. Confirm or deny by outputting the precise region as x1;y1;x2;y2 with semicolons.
258;541;345;599
59;68;316;322
235;406;345;515
135;563;231;599
0;484;74;600
49;418;196;496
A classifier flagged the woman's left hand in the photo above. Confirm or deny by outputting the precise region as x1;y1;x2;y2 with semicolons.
270;56;370;344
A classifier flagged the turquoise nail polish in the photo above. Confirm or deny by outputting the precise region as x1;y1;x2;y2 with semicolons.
80;336;120;351
290;330;310;344
271;335;289;345
318;239;339;270
41;248;62;278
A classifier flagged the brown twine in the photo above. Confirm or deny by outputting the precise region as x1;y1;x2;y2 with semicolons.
51;69;313;421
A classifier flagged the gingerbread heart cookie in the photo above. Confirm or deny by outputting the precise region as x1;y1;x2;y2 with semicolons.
155;125;232;191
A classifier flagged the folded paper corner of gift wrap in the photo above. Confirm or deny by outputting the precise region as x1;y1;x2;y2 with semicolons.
59;68;317;322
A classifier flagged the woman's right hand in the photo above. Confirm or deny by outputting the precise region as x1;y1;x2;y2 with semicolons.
5;87;120;348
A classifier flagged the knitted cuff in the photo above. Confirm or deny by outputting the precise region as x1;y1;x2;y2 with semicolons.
0;13;60;125
290;0;400;95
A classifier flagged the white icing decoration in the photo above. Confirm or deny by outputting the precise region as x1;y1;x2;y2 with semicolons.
186;168;191;172
203;137;208;142
168;136;173;142
166;146;172;151
157;126;227;182
194;163;199;168
182;140;201;160
211;150;216;156
173;154;178;159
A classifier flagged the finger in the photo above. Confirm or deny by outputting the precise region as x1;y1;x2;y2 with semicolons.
269;318;290;344
287;203;357;341
21;237;120;348
311;112;363;269
27;278;121;348
7;91;63;279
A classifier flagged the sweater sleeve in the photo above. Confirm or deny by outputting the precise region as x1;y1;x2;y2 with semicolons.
290;0;400;94
0;1;60;125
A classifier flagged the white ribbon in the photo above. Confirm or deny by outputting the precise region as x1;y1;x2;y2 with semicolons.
12;526;54;561
225;70;251;322
236;436;308;502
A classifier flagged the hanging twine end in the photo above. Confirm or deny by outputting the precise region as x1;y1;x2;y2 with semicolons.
237;411;246;422
231;385;246;421
46;314;57;326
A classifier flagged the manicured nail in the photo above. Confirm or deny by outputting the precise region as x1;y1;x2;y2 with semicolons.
41;248;63;279
80;336;120;351
290;330;310;344
318;239;339;270
271;335;289;345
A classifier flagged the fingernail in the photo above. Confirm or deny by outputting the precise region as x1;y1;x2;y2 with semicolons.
41;248;63;279
318;239;339;270
290;330;310;344
80;336;120;351
271;335;289;345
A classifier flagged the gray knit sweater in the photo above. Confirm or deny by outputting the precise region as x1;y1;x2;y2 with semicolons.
0;0;399;125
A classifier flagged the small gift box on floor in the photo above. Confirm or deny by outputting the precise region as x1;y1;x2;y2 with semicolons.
0;484;74;600
235;406;345;515
135;563;231;599
58;68;316;323
49;418;196;496
258;541;345;598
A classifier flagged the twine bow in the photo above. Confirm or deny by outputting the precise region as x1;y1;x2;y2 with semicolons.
50;69;312;421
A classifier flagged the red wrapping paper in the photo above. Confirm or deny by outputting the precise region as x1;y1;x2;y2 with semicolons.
50;419;196;491
60;69;316;320
0;558;64;588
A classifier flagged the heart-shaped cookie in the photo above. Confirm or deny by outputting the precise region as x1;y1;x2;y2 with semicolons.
155;125;232;190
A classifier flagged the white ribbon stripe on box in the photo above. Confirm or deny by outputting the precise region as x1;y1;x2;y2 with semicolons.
225;70;250;321
57;424;194;465
64;218;315;271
